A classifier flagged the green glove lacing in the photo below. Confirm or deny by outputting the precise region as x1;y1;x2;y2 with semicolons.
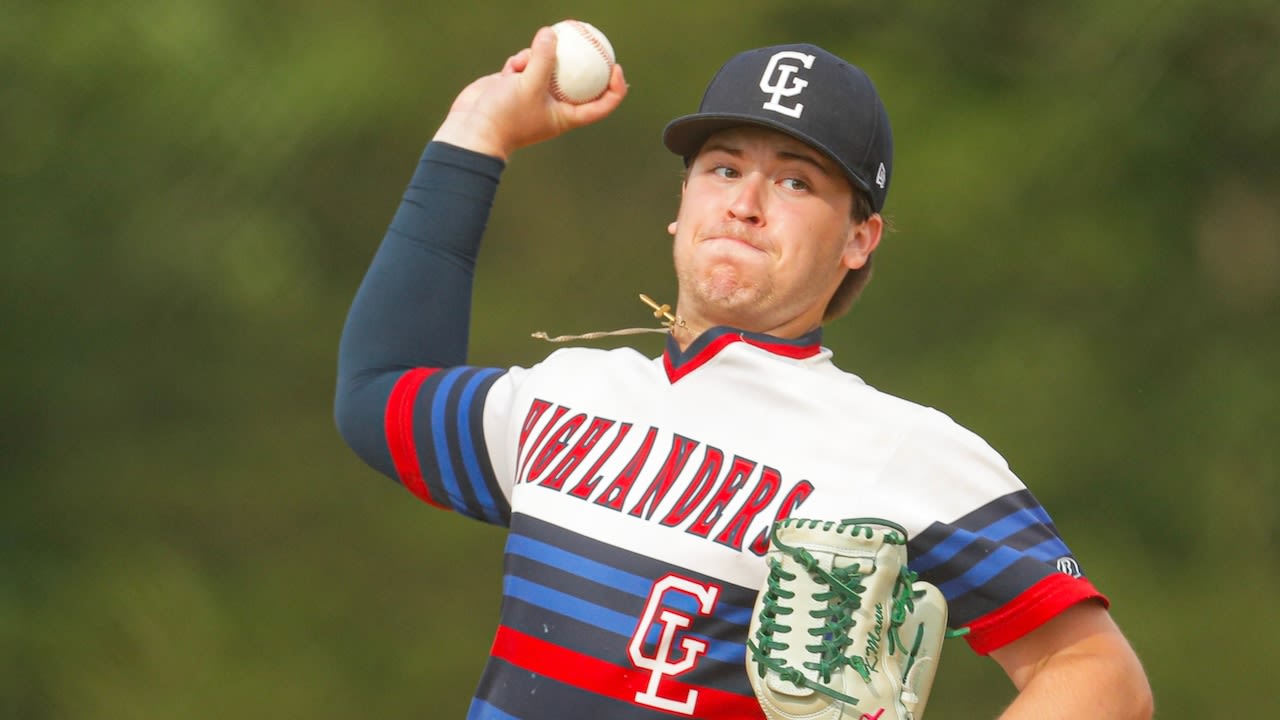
746;517;964;708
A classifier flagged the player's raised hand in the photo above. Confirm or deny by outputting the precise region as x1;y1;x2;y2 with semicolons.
432;26;627;160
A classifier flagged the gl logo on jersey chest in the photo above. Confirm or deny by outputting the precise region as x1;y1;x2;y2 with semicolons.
759;51;816;118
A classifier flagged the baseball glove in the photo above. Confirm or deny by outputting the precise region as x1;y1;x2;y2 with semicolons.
747;518;949;720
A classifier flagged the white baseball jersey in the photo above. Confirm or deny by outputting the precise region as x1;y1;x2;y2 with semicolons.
383;333;1104;720
340;142;1106;720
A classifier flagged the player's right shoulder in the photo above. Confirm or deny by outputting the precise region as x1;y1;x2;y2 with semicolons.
533;344;658;374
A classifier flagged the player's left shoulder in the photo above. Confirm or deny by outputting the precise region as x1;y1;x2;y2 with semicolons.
820;363;955;426
824;364;1013;464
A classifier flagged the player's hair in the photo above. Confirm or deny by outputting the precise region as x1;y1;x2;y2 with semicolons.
823;187;875;322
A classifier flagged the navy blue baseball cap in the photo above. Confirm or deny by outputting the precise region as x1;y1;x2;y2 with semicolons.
663;44;893;212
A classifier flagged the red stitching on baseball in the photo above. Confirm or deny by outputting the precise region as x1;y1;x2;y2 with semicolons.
552;20;612;102
568;20;612;64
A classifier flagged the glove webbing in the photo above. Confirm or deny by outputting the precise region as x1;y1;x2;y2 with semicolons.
747;518;958;707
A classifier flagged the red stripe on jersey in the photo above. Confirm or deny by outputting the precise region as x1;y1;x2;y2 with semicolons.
490;624;764;719
962;574;1110;655
384;368;447;509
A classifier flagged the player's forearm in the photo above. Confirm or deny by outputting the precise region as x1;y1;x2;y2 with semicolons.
996;635;1154;719
338;141;503;370
334;142;504;464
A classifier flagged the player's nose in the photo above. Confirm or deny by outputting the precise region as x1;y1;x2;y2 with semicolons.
726;174;766;225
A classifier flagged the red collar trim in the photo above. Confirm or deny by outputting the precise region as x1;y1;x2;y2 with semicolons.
663;327;824;383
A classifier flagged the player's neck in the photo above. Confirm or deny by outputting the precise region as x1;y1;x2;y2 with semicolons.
670;314;822;351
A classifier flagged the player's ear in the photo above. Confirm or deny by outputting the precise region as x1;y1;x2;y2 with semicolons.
841;213;882;270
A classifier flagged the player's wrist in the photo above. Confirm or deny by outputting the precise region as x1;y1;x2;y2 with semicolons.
432;113;515;161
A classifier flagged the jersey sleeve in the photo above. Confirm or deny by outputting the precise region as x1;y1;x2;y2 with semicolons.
891;409;1108;655
335;142;516;526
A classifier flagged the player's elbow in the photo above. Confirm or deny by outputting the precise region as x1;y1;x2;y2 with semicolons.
333;381;358;450
1137;692;1156;719
1128;670;1156;720
993;603;1154;718
333;372;390;469
1095;632;1154;719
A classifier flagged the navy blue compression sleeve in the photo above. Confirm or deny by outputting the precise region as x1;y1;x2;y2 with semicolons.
334;141;505;478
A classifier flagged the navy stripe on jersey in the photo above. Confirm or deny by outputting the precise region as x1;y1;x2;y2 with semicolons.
504;515;756;675
502;570;747;667
505;533;755;626
469;513;763;715
469;657;633;720
907;489;1082;627
469;659;613;720
392;365;509;524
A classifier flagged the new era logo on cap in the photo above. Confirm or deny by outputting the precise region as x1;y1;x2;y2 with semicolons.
663;43;894;212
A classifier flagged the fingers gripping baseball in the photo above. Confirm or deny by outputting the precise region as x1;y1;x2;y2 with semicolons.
432;25;627;160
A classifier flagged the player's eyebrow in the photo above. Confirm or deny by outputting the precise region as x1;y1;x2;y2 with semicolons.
700;140;836;178
775;149;836;177
698;140;744;159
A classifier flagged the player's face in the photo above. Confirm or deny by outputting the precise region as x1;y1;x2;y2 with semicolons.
669;127;881;340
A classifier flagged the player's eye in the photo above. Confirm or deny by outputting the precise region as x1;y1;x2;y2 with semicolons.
712;165;740;179
780;177;810;192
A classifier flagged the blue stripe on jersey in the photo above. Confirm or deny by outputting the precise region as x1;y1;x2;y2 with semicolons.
934;545;1024;598
466;698;521;720
506;533;755;626
504;575;636;636
457;367;502;522
430;369;472;517
508;533;647;594
503;575;745;666
429;366;504;523
1024;535;1073;564
911;506;1069;574
503;534;751;666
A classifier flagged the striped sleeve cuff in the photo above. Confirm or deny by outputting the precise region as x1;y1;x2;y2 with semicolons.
962;574;1109;655
384;365;510;525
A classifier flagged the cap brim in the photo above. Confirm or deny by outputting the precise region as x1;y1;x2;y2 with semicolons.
662;113;873;197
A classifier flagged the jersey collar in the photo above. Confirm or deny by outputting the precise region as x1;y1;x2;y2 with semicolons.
662;326;825;383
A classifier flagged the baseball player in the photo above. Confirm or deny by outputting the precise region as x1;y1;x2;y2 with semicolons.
335;27;1153;719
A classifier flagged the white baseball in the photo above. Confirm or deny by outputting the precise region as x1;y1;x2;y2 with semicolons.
549;20;616;104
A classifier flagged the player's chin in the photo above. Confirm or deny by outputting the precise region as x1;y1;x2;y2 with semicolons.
693;268;767;311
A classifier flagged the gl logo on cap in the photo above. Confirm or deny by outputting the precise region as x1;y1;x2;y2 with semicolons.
759;51;815;119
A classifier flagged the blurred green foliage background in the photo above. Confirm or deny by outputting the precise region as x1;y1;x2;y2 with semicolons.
4;1;1277;717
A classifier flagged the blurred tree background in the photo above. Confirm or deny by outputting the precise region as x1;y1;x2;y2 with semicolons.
3;0;1277;717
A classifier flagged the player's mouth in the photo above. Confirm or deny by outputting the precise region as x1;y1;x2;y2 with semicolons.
698;227;767;253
